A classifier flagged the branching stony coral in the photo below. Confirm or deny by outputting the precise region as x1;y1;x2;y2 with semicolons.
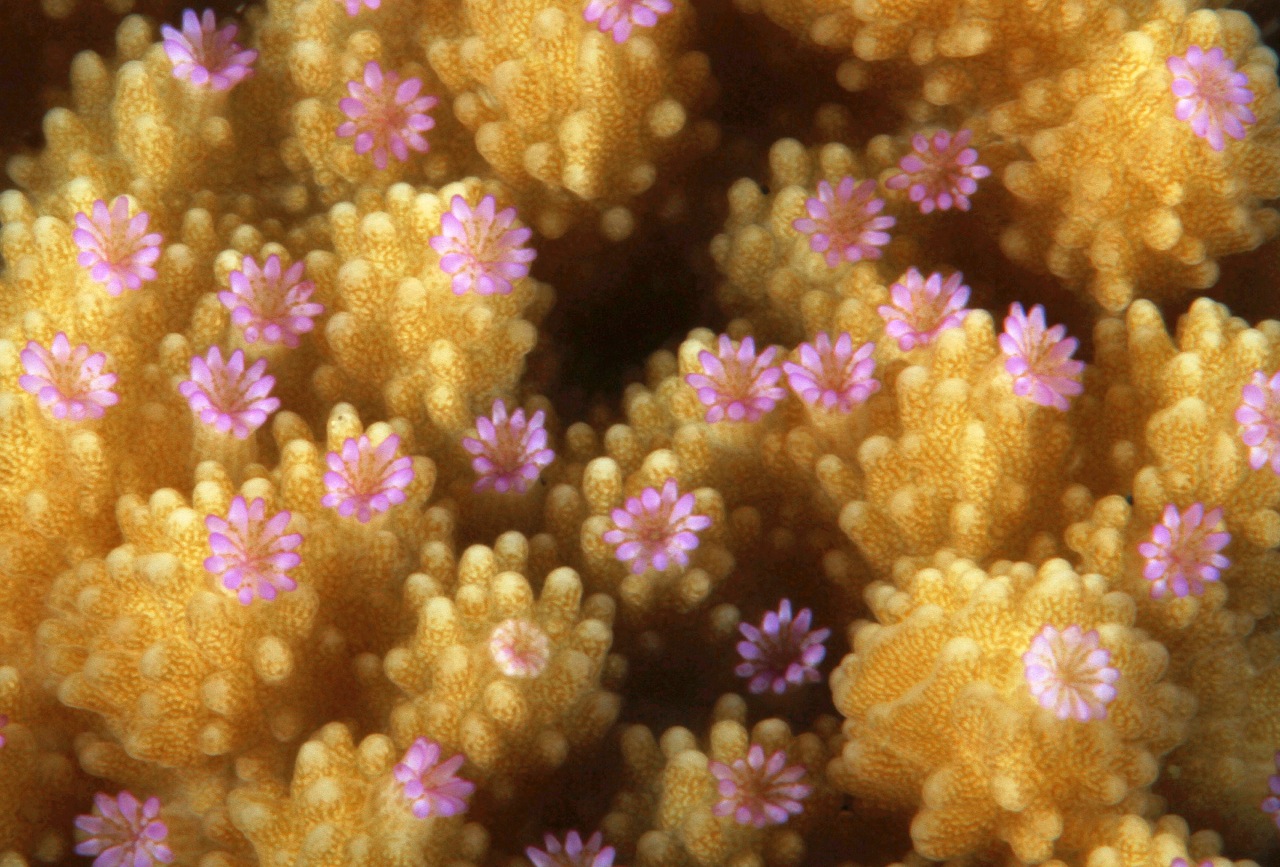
1067;299;1280;618
383;549;623;796
0;666;81;863
38;471;347;771
420;0;717;239
710;137;930;344
315;178;552;442
998;6;1280;312
830;554;1195;862
742;0;1280;313
1035;297;1280;855
744;0;1162;110
1;0;1280;866
599;696;843;867
227;721;490;867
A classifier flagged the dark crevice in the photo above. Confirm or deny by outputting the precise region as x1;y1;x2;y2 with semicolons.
533;215;721;423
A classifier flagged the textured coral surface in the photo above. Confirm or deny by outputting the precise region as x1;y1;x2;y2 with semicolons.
0;0;1278;866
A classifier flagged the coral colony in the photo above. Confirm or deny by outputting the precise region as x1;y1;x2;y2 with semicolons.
0;1;1279;866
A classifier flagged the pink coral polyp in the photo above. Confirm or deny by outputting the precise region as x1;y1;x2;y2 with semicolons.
322;433;414;522
1137;503;1231;599
603;478;712;574
792;177;894;268
999;303;1084;411
178;346;281;439
219;255;323;347
393;738;475;819
430;195;537;296
161;8;257;91
489;619;551;678
204;496;303;604
709;745;811;828
685;335;785;423
1235;369;1280;474
73;196;163;296
462;399;555;494
783;332;879;413
337;61;438;170
1167;45;1256;151
884;129;990;213
1262;751;1280;829
342;0;380;14
1022;624;1119;721
74;791;174;866
736;599;831;695
19;333;119;421
879;268;971;351
527;831;616;867
583;0;673;43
